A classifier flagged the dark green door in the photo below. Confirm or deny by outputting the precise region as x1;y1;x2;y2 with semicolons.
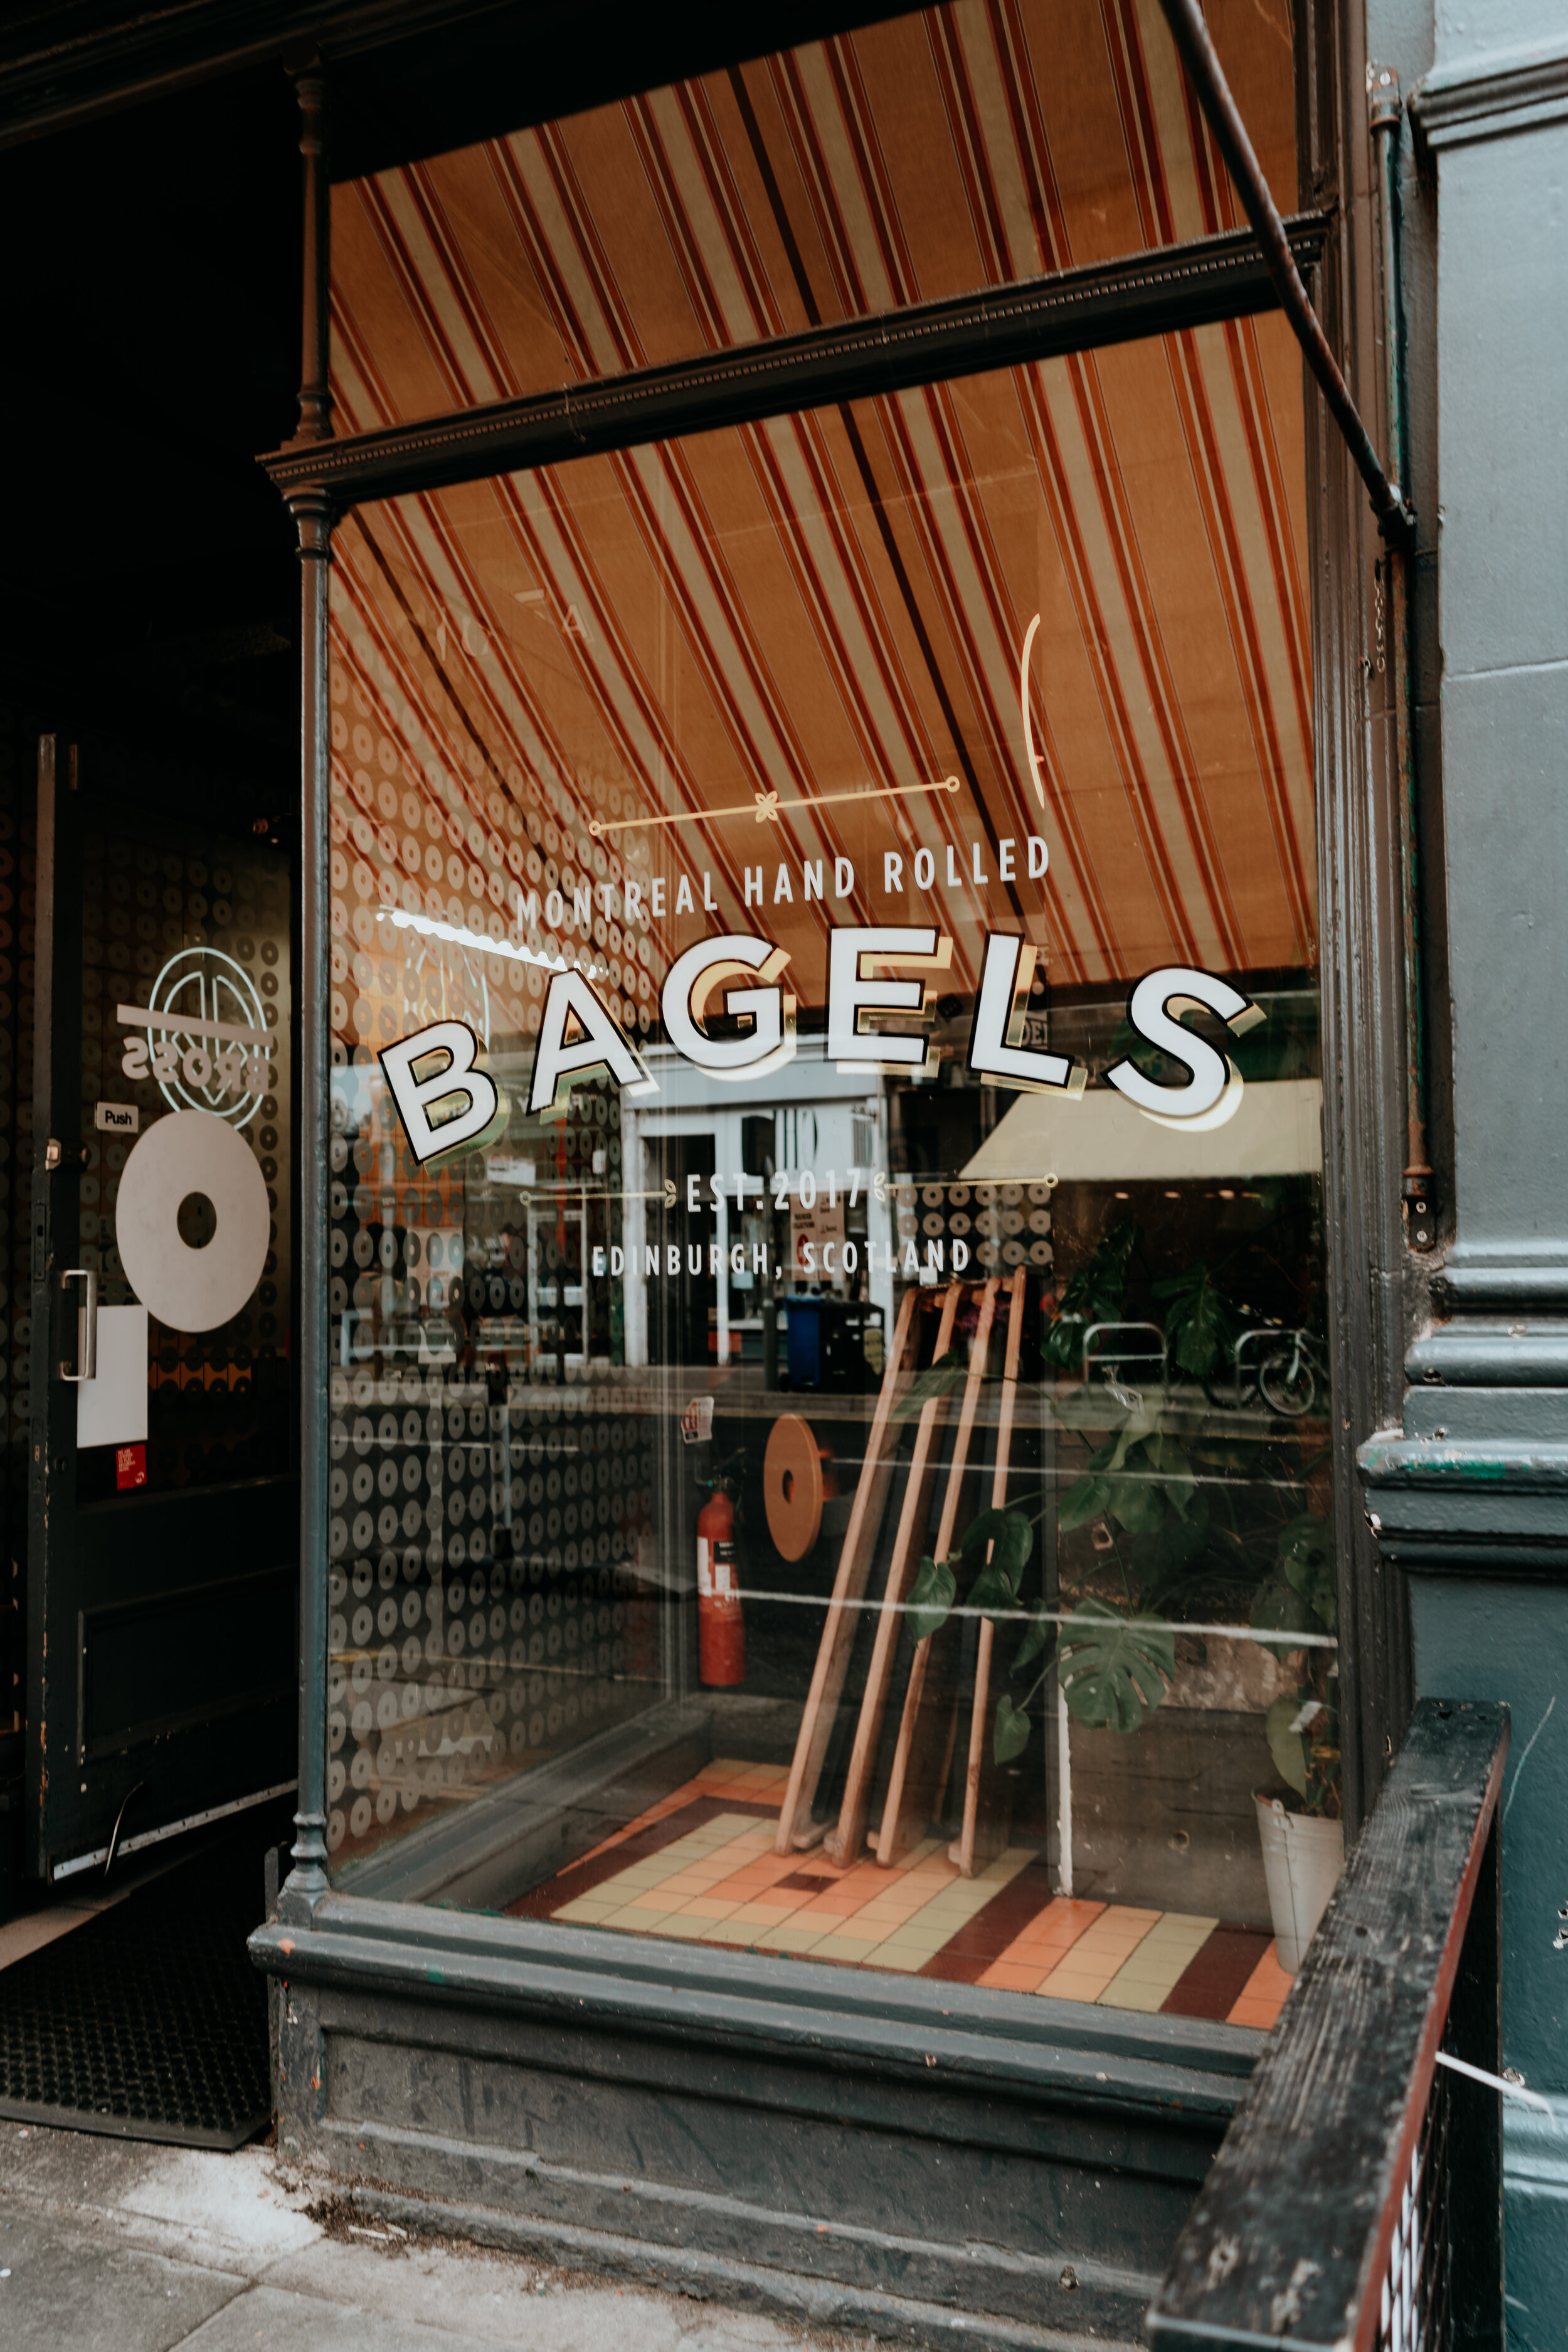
26;738;298;1880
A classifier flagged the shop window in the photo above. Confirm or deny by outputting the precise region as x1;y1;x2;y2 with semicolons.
324;269;1333;2026
320;0;1333;2026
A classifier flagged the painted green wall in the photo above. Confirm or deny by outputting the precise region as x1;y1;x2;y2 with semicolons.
1410;1582;1568;2345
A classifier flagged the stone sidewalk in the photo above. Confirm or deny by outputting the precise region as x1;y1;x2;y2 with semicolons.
0;2122;844;2352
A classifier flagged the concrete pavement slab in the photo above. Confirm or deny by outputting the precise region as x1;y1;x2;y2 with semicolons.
0;2205;245;2350
262;2235;681;2349
175;2279;589;2352
262;2231;807;2352
0;2122;846;2352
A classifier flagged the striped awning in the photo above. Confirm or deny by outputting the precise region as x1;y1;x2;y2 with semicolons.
328;0;1313;1004
332;0;1301;410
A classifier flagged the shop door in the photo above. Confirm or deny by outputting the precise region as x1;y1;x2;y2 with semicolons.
26;740;297;1879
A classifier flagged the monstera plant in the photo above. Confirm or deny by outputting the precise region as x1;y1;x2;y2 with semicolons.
893;1214;1337;1799
904;1507;1049;1761
1044;1217;1326;1662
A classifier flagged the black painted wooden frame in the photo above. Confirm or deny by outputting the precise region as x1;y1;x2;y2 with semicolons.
1149;1698;1508;2352
260;216;1327;504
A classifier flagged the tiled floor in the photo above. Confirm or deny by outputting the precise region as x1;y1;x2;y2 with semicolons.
509;1760;1291;2029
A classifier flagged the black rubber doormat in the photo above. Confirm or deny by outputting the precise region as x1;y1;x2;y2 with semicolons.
0;1837;270;2149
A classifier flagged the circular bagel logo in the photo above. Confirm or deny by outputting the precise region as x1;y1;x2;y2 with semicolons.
119;946;274;1128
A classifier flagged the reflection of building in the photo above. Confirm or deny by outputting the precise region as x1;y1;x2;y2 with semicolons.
622;1040;893;1367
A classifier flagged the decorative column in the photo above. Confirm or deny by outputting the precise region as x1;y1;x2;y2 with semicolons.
281;60;334;1909
1359;13;1568;2323
292;68;332;447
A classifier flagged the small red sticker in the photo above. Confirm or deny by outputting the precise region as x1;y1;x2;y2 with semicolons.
116;1443;147;1491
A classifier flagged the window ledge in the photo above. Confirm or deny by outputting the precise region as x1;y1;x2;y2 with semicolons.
251;1891;1258;2126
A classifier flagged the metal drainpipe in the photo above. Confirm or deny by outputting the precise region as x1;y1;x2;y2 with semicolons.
1370;69;1433;1248
283;61;334;1904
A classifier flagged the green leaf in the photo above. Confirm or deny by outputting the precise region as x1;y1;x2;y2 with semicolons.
1103;1415;1155;1474
993;1692;1032;1764
1278;1512;1332;1574
1052;1388;1132;1435
1056;1473;1112;1532
1057;1599;1175;1734
1041;1312;1089;1374
1276;1513;1336;1631
1249;1574;1320;1660
960;1508;1033;1579
1144;1429;1195;1515
1012;1604;1052;1672
905;1554;956;1645
1104;1473;1165;1535
1266;1693;1312;1798
968;1560;1022;1618
1151;1262;1240;1379
1134;1513;1224;1614
893;1352;968;1422
1041;1218;1140;1369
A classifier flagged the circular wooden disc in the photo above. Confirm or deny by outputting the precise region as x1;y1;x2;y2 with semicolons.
764;1413;824;1562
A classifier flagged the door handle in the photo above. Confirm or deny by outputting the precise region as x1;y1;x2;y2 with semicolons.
61;1267;98;1382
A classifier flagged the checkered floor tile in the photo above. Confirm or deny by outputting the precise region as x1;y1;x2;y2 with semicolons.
508;1761;1291;2029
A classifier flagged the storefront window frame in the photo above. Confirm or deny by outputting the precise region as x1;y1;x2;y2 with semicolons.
267;0;1413;2071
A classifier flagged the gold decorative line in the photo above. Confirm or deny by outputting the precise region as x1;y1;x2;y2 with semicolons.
1019;613;1048;817
587;773;961;840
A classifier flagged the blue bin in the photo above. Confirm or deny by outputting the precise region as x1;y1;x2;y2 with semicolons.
783;1298;882;1392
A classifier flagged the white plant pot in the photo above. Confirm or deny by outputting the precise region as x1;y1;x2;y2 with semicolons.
1254;1794;1345;1974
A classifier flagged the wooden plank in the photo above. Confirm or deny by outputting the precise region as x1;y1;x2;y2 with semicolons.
822;1281;963;1867
772;1284;923;1855
789;1463;909;1854
1148;1698;1508;2352
874;1278;1000;1865
950;1268;1028;1877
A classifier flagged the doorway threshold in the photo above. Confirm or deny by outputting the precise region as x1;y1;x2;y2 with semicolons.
0;1828;273;2149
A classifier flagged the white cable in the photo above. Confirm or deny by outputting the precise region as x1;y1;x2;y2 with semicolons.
1433;2052;1550;2110
728;1591;1338;1647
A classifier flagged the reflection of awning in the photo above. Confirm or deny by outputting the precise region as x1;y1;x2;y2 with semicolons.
329;3;1313;998
963;1078;1322;1183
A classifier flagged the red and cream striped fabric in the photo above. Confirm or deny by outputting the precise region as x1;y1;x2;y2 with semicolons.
327;0;1313;999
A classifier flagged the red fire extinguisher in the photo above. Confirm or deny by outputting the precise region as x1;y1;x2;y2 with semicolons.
697;1479;744;1687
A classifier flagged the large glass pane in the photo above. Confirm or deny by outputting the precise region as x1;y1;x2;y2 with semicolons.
324;299;1336;2024
330;0;1300;430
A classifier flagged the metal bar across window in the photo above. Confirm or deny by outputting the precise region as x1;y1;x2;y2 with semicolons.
1155;0;1413;544
260;215;1327;504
